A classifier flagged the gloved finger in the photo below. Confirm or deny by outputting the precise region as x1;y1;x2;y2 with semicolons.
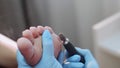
64;50;69;57
58;51;65;64
16;50;32;68
58;50;80;64
76;47;94;62
75;47;99;68
42;30;54;57
58;50;69;64
76;47;99;67
85;60;99;68
66;55;80;62
63;62;84;68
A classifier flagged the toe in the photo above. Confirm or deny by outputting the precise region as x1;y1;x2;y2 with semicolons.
30;27;39;38
17;37;34;65
22;29;34;43
37;26;44;35
44;26;55;34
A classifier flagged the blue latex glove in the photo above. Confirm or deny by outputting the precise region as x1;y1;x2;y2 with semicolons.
58;47;99;68
17;30;62;68
76;48;99;68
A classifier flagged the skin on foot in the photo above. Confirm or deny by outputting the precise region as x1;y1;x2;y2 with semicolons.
17;26;62;66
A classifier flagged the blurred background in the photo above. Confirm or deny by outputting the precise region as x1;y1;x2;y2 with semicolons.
0;0;120;56
1;0;120;68
0;0;120;50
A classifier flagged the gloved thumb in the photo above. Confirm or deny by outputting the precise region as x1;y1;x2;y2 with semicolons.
42;30;54;57
16;50;32;68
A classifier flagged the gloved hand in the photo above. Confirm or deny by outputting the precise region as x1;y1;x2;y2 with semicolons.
58;47;99;68
17;30;62;68
76;48;99;68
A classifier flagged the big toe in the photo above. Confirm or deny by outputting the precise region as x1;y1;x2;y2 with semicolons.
17;37;40;66
17;37;34;62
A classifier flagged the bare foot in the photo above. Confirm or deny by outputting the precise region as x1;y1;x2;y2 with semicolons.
17;26;62;66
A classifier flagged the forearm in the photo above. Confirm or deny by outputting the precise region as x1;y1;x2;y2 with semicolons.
0;34;17;67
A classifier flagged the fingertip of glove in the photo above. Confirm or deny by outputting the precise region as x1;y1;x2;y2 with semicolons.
42;30;52;41
67;55;80;62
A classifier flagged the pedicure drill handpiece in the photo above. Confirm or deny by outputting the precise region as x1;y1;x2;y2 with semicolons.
59;34;85;64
